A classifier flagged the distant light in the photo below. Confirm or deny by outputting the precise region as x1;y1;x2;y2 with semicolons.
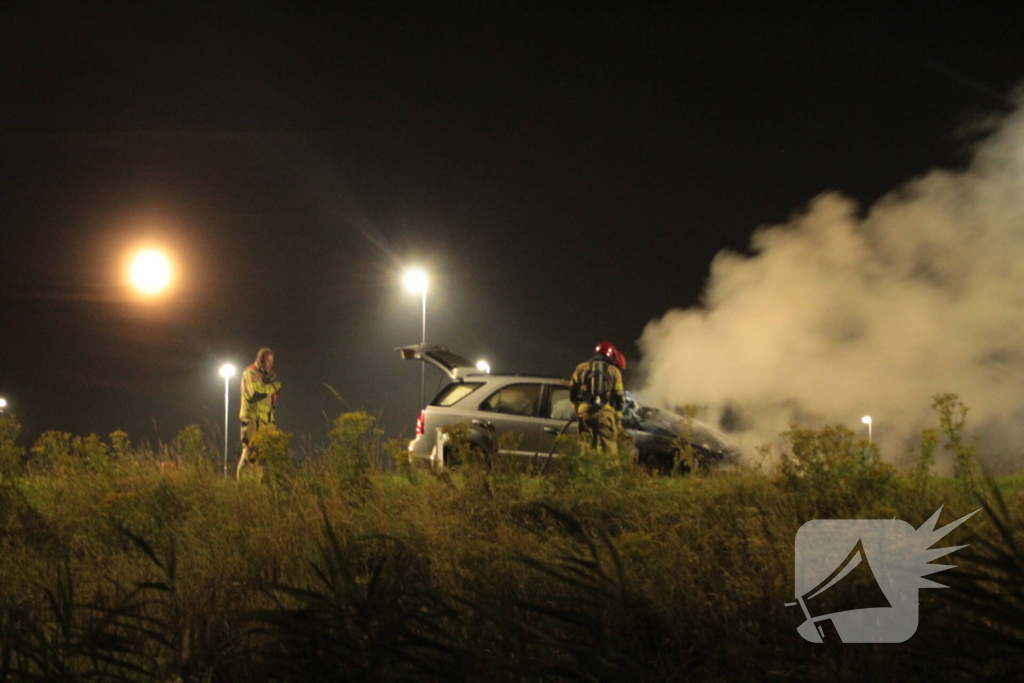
128;248;173;295
219;364;236;379
476;360;491;374
0;398;6;409
403;268;428;295
861;415;872;425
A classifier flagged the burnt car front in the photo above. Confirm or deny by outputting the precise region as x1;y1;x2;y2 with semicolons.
623;395;741;472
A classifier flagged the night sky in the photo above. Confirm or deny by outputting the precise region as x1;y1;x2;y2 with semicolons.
2;3;1022;450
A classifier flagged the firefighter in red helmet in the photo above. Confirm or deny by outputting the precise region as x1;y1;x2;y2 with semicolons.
569;341;626;453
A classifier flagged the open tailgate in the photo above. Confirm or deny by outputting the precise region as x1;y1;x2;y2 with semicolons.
396;343;479;381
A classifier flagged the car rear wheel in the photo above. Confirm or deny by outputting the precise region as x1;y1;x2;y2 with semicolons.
442;442;491;469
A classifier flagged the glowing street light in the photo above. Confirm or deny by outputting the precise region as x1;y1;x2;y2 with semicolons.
476;360;491;374
0;398;7;414
128;248;174;296
862;415;873;444
403;268;429;407
219;364;236;477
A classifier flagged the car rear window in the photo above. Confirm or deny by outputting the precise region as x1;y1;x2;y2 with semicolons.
432;382;484;407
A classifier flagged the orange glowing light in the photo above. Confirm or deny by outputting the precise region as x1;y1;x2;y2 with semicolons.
127;248;174;295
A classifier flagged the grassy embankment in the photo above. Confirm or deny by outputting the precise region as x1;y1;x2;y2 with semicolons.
0;396;1022;681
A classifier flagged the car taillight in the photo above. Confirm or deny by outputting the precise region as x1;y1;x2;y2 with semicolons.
415;410;425;436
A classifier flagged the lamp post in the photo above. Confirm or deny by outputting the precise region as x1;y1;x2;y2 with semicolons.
219;364;236;477
861;415;873;444
403;268;429;407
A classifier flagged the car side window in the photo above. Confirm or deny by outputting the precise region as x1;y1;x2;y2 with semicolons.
479;383;542;417
545;386;575;421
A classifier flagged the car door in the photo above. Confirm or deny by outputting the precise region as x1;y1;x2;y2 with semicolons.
536;383;578;457
474;382;544;458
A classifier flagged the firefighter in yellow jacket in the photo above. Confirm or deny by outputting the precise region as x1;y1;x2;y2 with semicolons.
569;341;626;454
236;347;282;478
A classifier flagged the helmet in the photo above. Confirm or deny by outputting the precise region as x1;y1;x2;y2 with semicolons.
595;341;626;369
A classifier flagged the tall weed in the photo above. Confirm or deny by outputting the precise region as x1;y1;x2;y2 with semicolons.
932;393;980;483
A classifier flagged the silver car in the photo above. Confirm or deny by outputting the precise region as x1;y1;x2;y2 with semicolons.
398;344;740;472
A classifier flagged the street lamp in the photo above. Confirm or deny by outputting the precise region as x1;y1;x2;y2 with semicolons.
476;360;491;374
219;364;236;477
403;268;429;407
0;398;6;414
861;415;873;444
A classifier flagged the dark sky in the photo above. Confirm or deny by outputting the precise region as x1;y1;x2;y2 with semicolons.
1;2;1022;448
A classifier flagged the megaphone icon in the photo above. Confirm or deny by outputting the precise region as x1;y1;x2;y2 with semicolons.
792;538;891;642
790;510;978;643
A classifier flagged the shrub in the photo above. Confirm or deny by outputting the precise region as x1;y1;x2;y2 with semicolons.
326;411;383;485
778;423;895;516
436;421;477;467
249;424;293;486
71;433;109;473
670;404;701;474
171;424;215;475
434;422;487;493
0;414;25;481
546;433;634;486
109;429;131;461
27;430;113;475
385;437;416;482
29;430;73;474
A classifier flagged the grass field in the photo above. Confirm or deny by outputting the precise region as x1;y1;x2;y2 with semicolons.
0;399;1022;681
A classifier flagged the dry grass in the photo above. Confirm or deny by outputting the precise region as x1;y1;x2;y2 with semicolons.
0;404;1021;681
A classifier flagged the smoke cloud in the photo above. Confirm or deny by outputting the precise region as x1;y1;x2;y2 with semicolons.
638;105;1024;469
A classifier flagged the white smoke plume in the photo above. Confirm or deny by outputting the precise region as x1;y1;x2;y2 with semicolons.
638;105;1024;469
